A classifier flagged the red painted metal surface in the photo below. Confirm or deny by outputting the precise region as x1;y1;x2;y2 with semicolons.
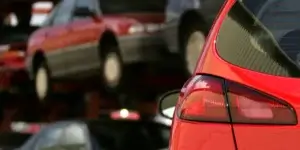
169;0;300;149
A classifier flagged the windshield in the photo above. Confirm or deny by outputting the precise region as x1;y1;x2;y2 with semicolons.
216;0;300;77
99;0;166;14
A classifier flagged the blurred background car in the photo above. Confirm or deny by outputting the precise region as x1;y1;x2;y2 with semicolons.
8;109;171;150
26;0;168;104
158;0;300;149
162;0;224;76
0;0;187;126
0;1;53;93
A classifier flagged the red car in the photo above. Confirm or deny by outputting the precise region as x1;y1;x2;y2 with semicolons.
26;0;166;103
159;0;300;149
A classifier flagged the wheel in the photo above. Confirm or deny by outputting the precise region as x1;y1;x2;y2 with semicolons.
100;44;124;94
33;61;52;103
181;23;207;76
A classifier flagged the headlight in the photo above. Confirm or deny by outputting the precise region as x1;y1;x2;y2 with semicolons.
128;24;145;34
145;24;161;32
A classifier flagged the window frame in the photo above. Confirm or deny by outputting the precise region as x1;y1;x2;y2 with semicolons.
42;2;61;27
51;0;76;26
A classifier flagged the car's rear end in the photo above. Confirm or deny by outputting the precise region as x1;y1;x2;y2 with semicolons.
170;0;300;149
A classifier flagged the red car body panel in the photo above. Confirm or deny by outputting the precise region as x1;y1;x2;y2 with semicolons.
170;0;300;149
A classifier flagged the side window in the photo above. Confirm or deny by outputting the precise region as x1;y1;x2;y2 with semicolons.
72;0;95;20
76;0;94;10
52;0;75;25
61;124;87;148
35;127;63;150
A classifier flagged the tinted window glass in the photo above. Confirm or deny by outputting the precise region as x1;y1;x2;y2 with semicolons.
75;0;95;10
216;0;300;77
99;0;165;14
35;127;63;149
61;124;86;145
52;0;75;25
72;0;95;20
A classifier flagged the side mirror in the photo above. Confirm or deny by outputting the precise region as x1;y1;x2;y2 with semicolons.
158;90;180;119
74;7;95;17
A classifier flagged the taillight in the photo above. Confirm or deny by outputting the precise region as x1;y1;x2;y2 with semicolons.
11;122;45;133
177;75;297;125
227;82;297;125
178;76;230;122
110;109;140;120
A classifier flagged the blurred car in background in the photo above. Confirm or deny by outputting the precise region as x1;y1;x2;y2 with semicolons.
162;0;224;76
158;0;300;149
26;0;167;103
10;109;171;150
0;1;53;93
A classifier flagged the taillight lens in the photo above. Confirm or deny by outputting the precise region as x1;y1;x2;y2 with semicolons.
110;109;140;120
228;82;297;125
177;75;297;125
11;122;45;133
178;76;230;122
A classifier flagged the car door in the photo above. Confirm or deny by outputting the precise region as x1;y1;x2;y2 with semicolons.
60;123;89;150
64;0;103;75
42;0;75;77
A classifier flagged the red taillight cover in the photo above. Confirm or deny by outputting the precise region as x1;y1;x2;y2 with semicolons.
177;75;297;125
178;76;229;122
228;82;297;124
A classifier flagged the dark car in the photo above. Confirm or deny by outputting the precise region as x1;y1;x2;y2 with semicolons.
0;132;32;150
162;0;225;75
26;0;166;103
15;111;170;150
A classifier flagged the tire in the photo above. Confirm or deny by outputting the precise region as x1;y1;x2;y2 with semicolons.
100;44;124;95
33;61;52;104
181;23;207;76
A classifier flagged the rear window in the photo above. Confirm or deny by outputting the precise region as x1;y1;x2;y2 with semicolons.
99;0;166;14
216;0;300;77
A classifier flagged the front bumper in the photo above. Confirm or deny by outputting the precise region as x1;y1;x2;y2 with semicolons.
118;32;168;64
